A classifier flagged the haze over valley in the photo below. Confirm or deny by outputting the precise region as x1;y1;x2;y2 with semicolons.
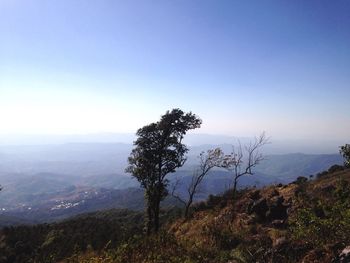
0;133;343;224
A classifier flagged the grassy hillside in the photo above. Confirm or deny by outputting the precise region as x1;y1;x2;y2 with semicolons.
1;165;350;262
77;165;350;263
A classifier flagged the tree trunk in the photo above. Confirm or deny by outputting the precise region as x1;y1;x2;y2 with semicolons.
184;194;194;219
153;198;160;233
232;178;238;201
146;199;153;235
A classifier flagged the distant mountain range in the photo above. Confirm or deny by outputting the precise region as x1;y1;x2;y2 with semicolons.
0;142;343;224
0;142;343;177
0;132;345;153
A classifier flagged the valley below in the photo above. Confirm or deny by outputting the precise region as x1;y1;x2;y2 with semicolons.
0;142;343;225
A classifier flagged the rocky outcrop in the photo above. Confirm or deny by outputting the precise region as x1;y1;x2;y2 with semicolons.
248;193;290;223
332;246;350;263
266;195;289;221
248;189;261;200
248;198;268;220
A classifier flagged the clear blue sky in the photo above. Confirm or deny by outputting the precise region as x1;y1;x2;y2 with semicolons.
1;0;349;141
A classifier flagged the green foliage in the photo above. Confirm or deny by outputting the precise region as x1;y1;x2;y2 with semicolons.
294;177;309;202
340;144;350;167
328;164;344;173
290;206;350;246
126;108;201;233
231;236;272;263
289;179;350;246
316;170;329;179
204;223;242;251
295;176;308;185
333;178;350;204
99;232;198;263
0;209;143;263
192;188;250;213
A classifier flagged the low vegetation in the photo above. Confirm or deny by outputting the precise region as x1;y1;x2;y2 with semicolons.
2;164;349;262
90;165;350;263
0;209;143;263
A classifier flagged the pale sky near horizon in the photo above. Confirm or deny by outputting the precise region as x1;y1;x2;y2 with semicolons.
1;1;350;141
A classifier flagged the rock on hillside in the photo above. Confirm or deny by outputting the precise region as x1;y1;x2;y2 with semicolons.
168;166;350;263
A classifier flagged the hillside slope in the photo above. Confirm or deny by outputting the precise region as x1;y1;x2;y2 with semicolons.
80;165;350;263
1;165;350;263
168;166;350;262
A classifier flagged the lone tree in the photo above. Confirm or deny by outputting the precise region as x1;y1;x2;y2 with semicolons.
126;108;201;234
172;148;226;218
223;132;269;201
340;144;350;167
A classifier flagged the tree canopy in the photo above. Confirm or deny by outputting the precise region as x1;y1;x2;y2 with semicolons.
340;144;350;167
126;108;201;233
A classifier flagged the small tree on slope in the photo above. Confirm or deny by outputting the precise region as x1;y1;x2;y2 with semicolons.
223;132;269;201
171;148;227;218
340;144;350;168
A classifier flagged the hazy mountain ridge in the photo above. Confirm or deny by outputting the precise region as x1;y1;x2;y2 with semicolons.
0;133;344;153
0;142;342;177
0;143;343;224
